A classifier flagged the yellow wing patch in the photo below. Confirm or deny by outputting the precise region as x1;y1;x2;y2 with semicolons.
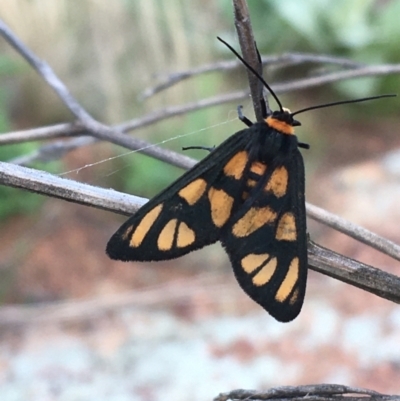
265;166;288;198
208;187;234;227
241;253;277;286
275;212;297;241
233;206;277;237
176;221;196;248
223;151;248;179
252;257;278;286
130;204;163;247
178;178;207;205
241;253;271;273
157;219;196;251
275;257;299;302
157;219;177;251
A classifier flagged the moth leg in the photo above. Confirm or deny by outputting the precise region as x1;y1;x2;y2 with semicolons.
237;105;253;127
182;145;216;153
298;142;310;149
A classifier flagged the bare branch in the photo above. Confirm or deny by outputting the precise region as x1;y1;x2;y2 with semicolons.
0;123;82;145
141;53;363;100
2;9;400;318
9;136;95;165
0;160;146;215
1;161;400;306
0;18;175;160
0;19;94;124
215;384;396;401
307;204;400;262
4;63;400;165
232;0;265;120
308;241;400;304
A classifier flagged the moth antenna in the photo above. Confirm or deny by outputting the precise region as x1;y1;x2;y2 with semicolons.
217;36;283;112
292;94;396;116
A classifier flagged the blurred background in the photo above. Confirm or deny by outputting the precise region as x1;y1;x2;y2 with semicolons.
1;0;400;400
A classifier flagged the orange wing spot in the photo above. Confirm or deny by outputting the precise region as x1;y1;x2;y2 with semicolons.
250;161;267;176
223;151;248;179
178;178;207;206
275;212;297;241
252;257;278;286
157;219;178;251
233;206;277;237
241;253;271;274
208;187;234;227
242;192;249;200
265;116;294;135
130;204;163;247
275;257;299;302
177;221;195;248
265;166;288;198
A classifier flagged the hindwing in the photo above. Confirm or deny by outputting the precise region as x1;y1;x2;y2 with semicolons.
221;149;307;322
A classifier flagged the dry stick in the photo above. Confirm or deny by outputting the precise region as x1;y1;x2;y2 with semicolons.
3;158;399;265
0;161;146;215
1;16;400;304
0;19;159;157
4;62;400;156
215;384;395;401
141;52;363;99
232;0;265;120
307;204;400;262
308;241;400;304
1;161;400;306
0;123;82;145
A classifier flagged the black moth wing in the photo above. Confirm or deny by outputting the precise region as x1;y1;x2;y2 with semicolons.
106;128;253;262
220;131;307;322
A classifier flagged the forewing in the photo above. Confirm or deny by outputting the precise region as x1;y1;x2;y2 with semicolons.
221;150;307;322
106;129;252;262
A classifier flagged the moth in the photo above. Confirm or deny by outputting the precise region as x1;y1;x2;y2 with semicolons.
106;37;393;322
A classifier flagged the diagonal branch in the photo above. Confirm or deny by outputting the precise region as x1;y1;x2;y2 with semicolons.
5;61;400;159
1;8;400;316
141;52;363;100
0;19;94;124
1;161;400;306
232;0;266;120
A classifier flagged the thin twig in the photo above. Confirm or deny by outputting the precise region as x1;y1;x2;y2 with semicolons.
3;63;400;155
307;204;400;262
1;10;400;317
0;18;171;159
308;241;400;304
232;0;265;120
141;53;363;100
215;384;396;401
0;123;82;145
0;160;146;215
1;161;400;306
0;19;94;124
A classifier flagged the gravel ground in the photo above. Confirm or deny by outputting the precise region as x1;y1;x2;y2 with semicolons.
1;273;400;401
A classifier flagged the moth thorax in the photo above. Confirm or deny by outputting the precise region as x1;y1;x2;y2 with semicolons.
265;115;294;135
